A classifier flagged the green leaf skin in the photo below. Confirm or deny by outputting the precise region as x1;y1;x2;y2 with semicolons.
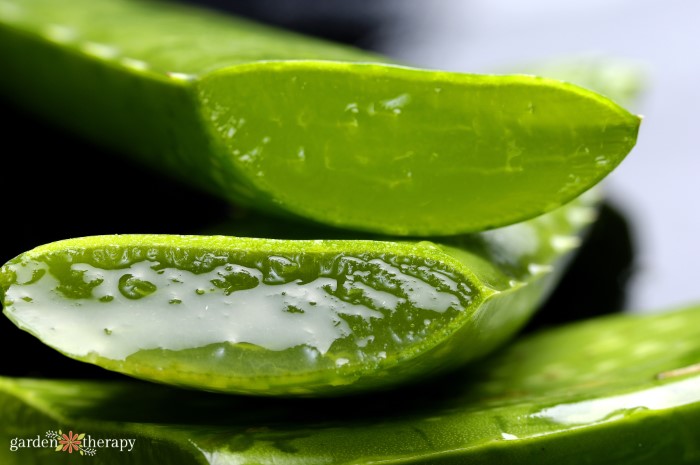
2;305;700;464
515;55;648;110
0;0;639;235
0;192;598;397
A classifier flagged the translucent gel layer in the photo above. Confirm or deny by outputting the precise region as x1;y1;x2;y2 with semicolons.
3;250;470;363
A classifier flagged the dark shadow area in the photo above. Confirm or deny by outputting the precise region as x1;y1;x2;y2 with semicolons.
0;96;232;263
172;0;391;51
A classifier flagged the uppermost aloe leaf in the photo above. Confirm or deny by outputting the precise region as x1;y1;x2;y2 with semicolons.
0;0;640;235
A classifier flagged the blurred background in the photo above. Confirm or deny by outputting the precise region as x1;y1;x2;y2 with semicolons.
1;0;699;377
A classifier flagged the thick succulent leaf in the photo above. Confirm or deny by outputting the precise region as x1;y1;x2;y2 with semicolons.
0;0;639;235
0;192;596;396
0;193;597;396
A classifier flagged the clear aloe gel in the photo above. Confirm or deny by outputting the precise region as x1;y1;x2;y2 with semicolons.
0;192;598;396
0;0;639;235
2;304;699;464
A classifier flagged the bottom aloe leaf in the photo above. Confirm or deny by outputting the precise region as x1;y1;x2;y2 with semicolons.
1;304;700;464
0;193;597;396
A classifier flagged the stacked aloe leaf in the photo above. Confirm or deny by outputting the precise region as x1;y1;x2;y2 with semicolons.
0;0;699;463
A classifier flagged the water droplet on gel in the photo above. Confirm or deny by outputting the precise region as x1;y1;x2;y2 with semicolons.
118;274;157;300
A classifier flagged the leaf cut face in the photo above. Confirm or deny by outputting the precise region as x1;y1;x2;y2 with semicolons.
0;0;640;235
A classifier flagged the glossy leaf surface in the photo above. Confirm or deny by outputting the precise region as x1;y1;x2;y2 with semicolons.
0;0;639;235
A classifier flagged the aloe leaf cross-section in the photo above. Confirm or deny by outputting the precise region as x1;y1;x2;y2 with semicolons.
0;0;639;235
0;193;598;396
1;304;699;464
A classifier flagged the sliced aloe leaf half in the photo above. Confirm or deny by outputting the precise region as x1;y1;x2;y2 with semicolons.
0;192;598;396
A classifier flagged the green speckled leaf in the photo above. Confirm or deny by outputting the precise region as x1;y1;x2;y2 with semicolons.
0;0;639;235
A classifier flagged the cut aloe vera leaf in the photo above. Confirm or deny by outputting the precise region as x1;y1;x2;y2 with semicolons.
2;305;700;464
0;192;598;396
0;0;639;236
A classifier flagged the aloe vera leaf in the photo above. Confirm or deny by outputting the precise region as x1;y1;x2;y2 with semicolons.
0;191;598;396
0;0;639;236
3;304;700;464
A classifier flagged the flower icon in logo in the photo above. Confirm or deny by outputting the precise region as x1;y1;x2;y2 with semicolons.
56;431;84;453
45;429;96;456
